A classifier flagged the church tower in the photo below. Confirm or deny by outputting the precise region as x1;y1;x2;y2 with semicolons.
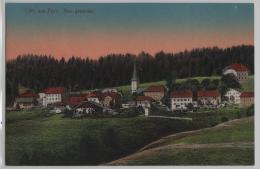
131;61;139;93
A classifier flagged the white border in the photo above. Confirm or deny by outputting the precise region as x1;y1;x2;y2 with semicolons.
1;0;259;169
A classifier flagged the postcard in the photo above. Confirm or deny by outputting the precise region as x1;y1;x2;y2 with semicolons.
3;2;255;167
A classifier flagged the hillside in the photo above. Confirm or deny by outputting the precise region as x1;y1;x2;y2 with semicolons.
108;117;254;165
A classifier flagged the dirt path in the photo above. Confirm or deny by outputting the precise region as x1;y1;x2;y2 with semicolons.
139;117;251;151
106;117;253;165
107;141;254;165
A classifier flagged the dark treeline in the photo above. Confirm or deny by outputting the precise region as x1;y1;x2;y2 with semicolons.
6;45;254;106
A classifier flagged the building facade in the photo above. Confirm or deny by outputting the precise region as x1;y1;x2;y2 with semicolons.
225;88;241;104
170;90;193;111
240;92;254;107
223;63;249;83
143;85;166;102
197;90;221;106
136;95;154;108
13;91;38;109
39;87;66;107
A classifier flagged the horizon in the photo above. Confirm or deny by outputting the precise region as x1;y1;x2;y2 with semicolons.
6;3;254;60
6;44;254;61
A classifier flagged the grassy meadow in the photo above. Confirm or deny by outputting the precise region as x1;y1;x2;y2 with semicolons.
110;117;254;165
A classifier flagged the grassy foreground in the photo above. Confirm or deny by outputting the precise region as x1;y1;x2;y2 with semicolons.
109;117;254;165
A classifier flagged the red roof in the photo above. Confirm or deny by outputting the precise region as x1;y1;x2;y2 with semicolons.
229;63;249;72
44;87;66;94
19;91;38;98
144;85;166;93
136;96;154;102
197;90;220;97
67;96;85;106
240;92;254;98
171;90;193;98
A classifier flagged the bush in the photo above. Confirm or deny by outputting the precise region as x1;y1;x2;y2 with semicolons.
246;104;254;116
221;117;229;122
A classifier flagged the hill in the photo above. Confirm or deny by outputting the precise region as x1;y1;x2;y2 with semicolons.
108;116;254;165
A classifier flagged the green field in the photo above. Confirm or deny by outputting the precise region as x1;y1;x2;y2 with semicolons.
110;117;254;165
6;109;197;165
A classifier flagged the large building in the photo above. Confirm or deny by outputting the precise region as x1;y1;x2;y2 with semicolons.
131;62;139;93
170;90;193;111
225;88;241;104
223;63;249;83
240;92;254;107
143;85;166;102
197;90;221;106
39;87;67;107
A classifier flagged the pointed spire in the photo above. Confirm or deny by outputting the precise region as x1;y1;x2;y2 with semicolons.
132;61;138;81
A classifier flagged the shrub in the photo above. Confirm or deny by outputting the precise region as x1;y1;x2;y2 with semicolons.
246;104;254;116
221;117;229;122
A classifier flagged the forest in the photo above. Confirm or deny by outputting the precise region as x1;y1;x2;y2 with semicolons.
6;45;254;106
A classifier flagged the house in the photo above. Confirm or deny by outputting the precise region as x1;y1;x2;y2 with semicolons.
13;91;38;109
223;63;249;83
101;92;121;109
73;101;111;117
197;90;221;106
85;91;102;104
225;88;241;104
39;87;67;107
131;61;139;93
170;90;193;111
136;95;154;108
143;85;166;102
240;92;254;107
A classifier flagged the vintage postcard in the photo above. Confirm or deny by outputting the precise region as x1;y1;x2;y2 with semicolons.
3;2;254;167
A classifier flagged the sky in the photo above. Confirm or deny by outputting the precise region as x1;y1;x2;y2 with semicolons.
5;3;254;60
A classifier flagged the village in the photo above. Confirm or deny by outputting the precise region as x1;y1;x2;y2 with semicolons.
10;63;254;118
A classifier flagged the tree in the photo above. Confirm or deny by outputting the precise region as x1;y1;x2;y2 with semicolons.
221;74;241;89
201;79;211;89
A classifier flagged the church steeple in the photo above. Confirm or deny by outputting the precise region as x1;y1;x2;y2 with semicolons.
131;61;139;93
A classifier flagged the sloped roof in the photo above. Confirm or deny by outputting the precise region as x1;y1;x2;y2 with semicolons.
197;90;220;97
240;92;254;98
44;87;66;94
229;63;249;72
19;91;38;98
136;95;154;102
171;90;193;98
144;85;166;93
15;97;34;103
67;96;85;106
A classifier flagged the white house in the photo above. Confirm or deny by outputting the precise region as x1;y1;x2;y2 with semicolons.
197;90;221;106
136;96;153;108
170;90;193;111
223;63;249;83
225;88;241;104
39;87;66;107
